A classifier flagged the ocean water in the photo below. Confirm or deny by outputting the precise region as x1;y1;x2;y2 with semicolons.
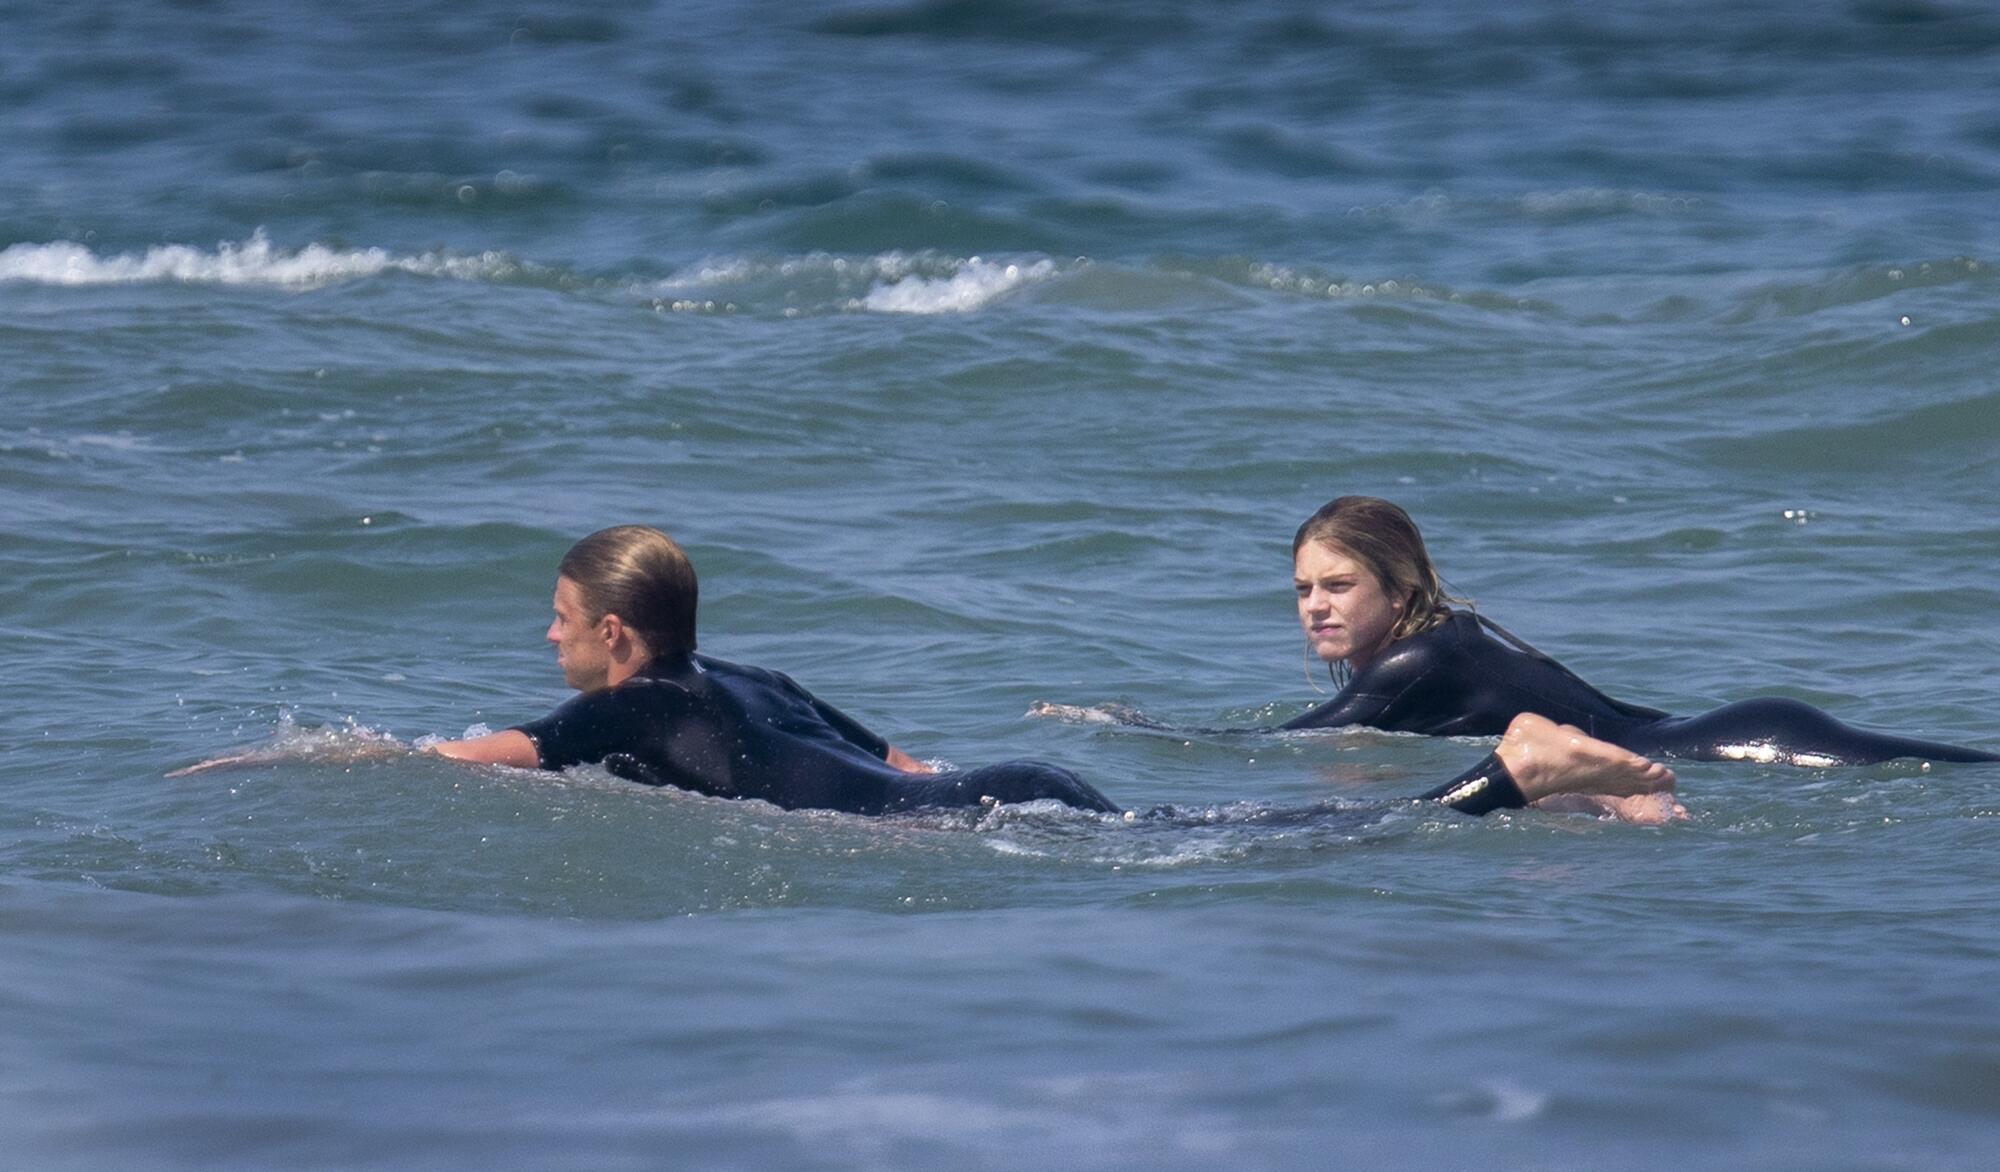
5;0;2000;1167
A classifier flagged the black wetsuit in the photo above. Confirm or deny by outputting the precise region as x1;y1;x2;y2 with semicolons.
1284;611;1998;765
513;652;1532;816
514;652;1120;815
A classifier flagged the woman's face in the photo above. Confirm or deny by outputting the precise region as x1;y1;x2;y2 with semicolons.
1294;541;1404;672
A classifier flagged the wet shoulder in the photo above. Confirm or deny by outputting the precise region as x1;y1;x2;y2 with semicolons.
1355;613;1474;685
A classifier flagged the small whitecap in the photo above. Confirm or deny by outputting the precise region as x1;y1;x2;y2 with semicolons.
859;257;1056;314
73;433;148;451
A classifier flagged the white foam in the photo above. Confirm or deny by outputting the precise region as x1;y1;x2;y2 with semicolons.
858;256;1054;314
648;251;1067;315
0;230;519;288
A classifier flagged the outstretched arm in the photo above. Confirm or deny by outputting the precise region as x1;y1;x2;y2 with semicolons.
430;729;540;769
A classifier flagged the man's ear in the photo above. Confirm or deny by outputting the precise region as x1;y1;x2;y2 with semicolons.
598;612;627;648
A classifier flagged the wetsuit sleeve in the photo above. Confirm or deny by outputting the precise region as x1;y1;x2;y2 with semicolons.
1415;753;1529;816
511;690;640;770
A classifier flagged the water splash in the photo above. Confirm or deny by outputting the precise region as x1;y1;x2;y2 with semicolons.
166;713;410;776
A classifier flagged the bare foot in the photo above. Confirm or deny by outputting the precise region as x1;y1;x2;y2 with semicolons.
1494;713;1677;804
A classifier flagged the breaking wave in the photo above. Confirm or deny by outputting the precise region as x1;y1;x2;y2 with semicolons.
0;230;527;288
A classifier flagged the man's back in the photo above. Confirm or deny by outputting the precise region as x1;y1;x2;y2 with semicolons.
515;653;905;812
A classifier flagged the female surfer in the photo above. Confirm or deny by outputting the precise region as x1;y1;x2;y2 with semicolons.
1278;496;1996;765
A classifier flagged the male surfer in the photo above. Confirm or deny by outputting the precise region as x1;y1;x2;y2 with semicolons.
185;525;1680;822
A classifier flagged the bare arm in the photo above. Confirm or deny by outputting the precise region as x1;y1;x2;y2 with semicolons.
170;725;543;778
884;744;936;774
429;729;541;769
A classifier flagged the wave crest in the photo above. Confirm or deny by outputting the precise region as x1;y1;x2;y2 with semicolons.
0;230;523;288
858;256;1057;314
653;251;1065;315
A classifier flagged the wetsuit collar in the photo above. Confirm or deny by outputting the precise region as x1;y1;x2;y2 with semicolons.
629;650;701;684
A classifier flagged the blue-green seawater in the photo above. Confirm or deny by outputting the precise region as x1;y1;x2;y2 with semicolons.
4;1;1999;1167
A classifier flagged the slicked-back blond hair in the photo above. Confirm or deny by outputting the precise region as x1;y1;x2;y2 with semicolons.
558;525;699;655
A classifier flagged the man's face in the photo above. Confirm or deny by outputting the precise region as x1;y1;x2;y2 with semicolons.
547;576;612;691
